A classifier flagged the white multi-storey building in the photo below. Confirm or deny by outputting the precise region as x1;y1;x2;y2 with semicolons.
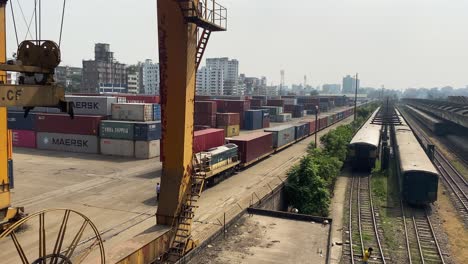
142;59;160;95
196;66;224;95
196;57;241;95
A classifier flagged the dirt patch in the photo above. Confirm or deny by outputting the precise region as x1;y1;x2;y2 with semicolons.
435;184;468;264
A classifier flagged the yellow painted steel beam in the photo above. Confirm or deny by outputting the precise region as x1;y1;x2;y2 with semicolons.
0;0;11;217
0;84;65;107
156;0;198;225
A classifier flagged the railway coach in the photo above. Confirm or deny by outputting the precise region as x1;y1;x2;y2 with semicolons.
348;108;381;171
395;109;439;205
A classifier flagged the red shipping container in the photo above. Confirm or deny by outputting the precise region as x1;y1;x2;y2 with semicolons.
12;130;36;148
193;128;225;153
216;113;240;126
36;114;106;135
195;101;217;114
223;100;250;128
195;114;216;127
228;132;273;165
250;99;264;107
267;99;284;107
319;117;328;130
310;120;317;134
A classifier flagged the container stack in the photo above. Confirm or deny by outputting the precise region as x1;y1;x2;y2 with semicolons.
216;113;240;137
8;112;37;148
220;100;251;129
250;99;265;108
36;114;105;154
284;104;305;118
227;132;273;164
100;103;161;158
266;99;284;107
273;113;292;122
195;101;217;127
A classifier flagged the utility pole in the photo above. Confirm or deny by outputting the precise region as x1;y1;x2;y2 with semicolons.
315;105;319;148
353;73;358;121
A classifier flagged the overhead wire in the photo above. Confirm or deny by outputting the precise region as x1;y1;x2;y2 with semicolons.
9;0;19;46
34;0;38;43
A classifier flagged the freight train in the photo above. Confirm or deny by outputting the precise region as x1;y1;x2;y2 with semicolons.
348;108;381;171
194;107;356;185
395;109;439;205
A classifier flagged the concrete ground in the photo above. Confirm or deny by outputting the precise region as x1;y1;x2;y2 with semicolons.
190;214;330;264
329;170;350;264
0;106;354;263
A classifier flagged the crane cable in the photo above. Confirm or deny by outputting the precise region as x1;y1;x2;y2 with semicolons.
58;0;66;48
9;0;19;47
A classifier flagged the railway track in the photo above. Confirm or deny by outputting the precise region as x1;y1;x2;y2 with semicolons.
400;107;468;224
345;173;386;264
401;204;445;264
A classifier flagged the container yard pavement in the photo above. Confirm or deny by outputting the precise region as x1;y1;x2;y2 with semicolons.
1;148;161;263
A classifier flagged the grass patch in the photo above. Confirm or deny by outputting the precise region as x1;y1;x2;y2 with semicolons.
371;159;400;251
452;160;468;181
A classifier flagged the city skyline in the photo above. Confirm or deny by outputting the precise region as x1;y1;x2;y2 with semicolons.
5;0;468;89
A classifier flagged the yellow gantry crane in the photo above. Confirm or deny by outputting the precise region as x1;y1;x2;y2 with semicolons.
0;0;227;262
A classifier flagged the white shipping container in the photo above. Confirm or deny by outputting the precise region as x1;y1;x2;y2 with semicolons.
100;138;135;157
135;140;160;159
65;96;117;115
112;103;153;121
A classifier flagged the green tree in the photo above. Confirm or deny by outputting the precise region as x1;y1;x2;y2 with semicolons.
286;156;330;216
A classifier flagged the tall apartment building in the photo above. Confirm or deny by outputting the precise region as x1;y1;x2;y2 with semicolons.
322;84;341;94
142;59;160;95
196;57;241;95
196;66;224;95
342;75;360;94
82;43;127;94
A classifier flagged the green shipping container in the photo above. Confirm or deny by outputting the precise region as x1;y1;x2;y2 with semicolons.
100;120;135;140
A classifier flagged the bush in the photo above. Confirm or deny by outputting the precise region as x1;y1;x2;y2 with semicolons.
285;156;330;216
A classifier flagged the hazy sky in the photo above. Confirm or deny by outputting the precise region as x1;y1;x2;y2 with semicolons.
5;0;468;89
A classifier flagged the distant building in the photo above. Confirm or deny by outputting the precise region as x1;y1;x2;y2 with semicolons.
322;84;341;94
342;75;359;94
82;43;127;94
197;57;242;95
6;72;18;84
55;66;82;92
196;66;224;95
127;73;140;94
142;59;160;95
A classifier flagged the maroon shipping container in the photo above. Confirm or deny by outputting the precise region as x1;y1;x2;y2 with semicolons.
36;114;106;135
216;113;240;126
267;99;284;107
222;100;251;129
319;117;328;130
228;132;273;165
12;130;36;148
262;116;270;128
193;128;225;153
250;99;264;107
195;101;217;114
195;95;212;101
283;104;295;112
304;103;319;111
195;114;216;127
310;120;317;134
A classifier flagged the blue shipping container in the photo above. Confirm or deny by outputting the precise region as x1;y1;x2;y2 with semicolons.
134;121;162;141
8;159;13;189
244;110;263;130
153;104;161;121
8;112;36;130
